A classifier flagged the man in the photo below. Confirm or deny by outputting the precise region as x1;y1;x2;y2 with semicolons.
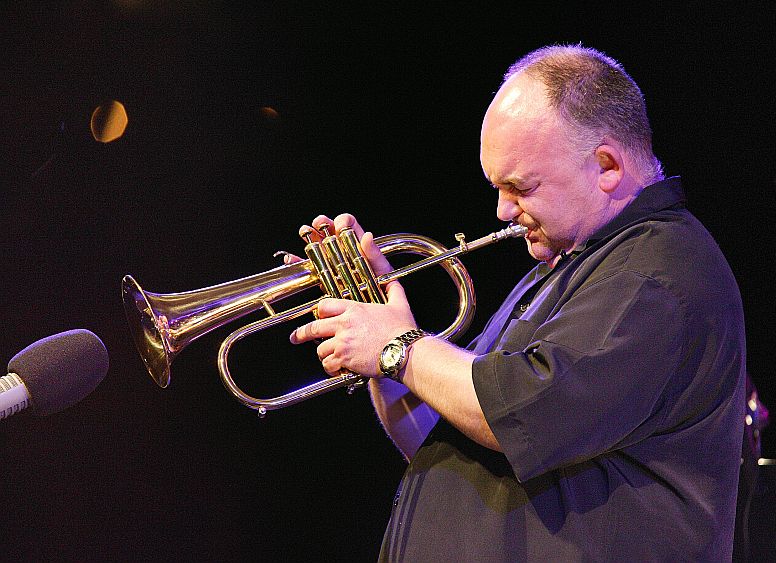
290;45;746;561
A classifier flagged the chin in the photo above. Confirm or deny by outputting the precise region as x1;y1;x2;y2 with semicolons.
526;241;557;263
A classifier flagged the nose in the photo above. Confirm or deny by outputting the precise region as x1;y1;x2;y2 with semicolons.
496;190;521;222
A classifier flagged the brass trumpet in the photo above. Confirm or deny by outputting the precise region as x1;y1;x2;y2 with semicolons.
121;224;526;416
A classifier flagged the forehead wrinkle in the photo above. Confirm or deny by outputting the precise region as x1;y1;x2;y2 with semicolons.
483;159;530;187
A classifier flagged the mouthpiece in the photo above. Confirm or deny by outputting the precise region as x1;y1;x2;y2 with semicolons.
497;223;528;240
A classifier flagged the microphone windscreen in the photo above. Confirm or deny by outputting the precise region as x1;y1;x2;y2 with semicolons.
7;329;109;416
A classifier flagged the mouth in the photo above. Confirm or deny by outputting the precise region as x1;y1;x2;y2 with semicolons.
524;227;542;244
511;220;535;240
508;221;530;238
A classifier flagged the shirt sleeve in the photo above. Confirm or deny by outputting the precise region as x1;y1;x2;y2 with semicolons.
472;269;685;482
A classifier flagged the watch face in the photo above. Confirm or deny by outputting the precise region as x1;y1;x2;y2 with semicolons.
383;344;403;366
381;342;405;373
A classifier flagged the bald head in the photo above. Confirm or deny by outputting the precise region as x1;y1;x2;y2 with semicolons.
486;72;548;121
499;45;663;186
481;72;587;183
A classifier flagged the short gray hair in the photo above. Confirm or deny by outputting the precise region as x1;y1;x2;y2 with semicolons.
505;44;664;184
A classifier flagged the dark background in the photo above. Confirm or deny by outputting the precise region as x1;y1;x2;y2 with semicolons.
1;2;774;561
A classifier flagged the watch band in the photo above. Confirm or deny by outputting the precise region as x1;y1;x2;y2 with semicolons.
395;329;432;347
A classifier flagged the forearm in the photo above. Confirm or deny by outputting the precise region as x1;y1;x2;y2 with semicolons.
369;378;439;461
399;337;501;452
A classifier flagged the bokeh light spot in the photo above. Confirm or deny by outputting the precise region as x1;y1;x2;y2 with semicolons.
259;106;280;122
91;100;129;143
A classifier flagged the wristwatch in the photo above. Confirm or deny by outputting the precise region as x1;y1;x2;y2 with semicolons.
379;329;432;382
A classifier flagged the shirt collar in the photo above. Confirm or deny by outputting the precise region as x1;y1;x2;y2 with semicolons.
537;176;685;272
586;176;686;244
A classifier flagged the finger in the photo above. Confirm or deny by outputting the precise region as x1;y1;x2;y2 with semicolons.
316;338;335;362
312;215;335;235
278;252;304;264
290;317;336;344
361;231;394;276
333;213;365;238
321;354;343;375
298;223;323;243
316;297;351;319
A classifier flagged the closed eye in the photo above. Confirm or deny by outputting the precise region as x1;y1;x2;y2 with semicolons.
491;182;534;195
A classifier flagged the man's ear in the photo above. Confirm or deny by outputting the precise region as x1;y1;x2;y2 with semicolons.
595;144;624;193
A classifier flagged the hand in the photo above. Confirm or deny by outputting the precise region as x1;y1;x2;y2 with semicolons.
289;213;417;377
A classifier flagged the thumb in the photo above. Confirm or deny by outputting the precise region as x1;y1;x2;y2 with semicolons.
384;279;410;311
361;231;393;276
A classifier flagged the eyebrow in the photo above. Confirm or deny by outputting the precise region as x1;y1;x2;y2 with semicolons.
487;175;531;189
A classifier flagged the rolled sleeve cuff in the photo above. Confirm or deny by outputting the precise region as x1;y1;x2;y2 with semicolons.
472;352;542;482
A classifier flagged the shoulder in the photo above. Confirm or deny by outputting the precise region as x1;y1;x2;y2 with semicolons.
589;209;742;315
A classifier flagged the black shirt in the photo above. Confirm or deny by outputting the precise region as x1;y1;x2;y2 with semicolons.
379;178;746;561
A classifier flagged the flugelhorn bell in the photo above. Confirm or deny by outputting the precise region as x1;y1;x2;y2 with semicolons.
122;258;318;388
122;224;526;415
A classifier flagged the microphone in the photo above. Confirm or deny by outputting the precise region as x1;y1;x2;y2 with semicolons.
0;330;109;420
